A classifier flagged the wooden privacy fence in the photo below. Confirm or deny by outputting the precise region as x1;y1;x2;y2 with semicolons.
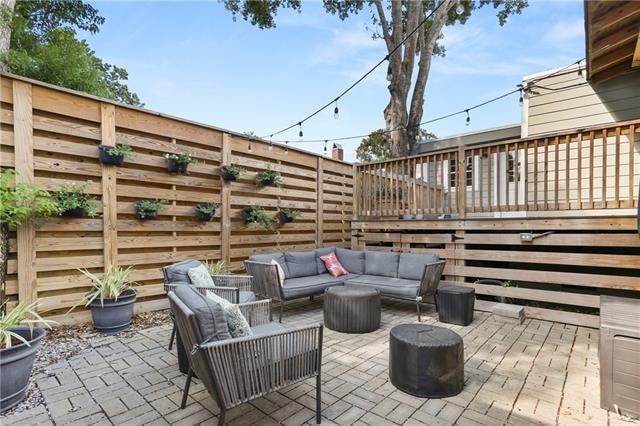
0;74;353;321
355;120;640;217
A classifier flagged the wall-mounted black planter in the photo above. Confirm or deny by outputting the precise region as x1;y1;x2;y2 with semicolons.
279;211;294;223
87;289;137;333
134;201;158;220
257;177;277;187
0;327;45;412
167;159;188;174
220;166;237;182
98;145;124;166
242;207;252;223
195;209;215;221
60;207;86;218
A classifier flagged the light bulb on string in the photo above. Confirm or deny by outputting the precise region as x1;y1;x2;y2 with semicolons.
465;110;470;126
298;122;303;141
577;65;583;77
386;69;392;82
455;2;464;15
324;140;328;155
268;135;273;151
247;142;252;152
333;101;339;119
518;88;523;105
284;141;289;154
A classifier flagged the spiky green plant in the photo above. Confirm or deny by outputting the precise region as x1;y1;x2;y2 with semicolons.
203;260;232;276
70;265;136;311
0;301;56;349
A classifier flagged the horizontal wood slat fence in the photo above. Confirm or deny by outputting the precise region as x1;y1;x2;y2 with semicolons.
1;74;353;321
355;120;640;218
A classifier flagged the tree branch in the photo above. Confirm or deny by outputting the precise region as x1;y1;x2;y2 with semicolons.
372;0;392;51
400;0;421;95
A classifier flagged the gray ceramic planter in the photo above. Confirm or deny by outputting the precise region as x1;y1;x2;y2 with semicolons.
88;289;137;333
0;327;45;412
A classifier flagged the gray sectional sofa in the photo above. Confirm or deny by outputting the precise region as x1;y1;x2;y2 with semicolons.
244;247;446;322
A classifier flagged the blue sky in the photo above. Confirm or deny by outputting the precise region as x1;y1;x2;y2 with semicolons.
86;1;585;161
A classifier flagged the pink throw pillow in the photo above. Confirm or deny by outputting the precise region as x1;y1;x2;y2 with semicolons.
320;252;348;277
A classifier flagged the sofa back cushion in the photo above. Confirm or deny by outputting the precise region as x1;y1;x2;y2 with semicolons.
335;248;365;274
314;246;336;274
365;251;399;277
248;252;290;278
285;251;318;278
163;259;202;284
398;252;440;280
174;285;231;342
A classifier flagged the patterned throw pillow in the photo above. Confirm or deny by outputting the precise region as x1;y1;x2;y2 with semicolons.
188;264;215;287
320;252;349;277
206;290;253;338
270;259;285;286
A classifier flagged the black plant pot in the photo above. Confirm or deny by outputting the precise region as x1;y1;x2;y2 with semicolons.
134;201;159;220
220;167;237;182
87;289;137;333
98;145;124;166
60;207;86;218
242;207;252;223
0;327;45;412
195;209;214;222
167;159;188;174
258;178;276;187
279;211;294;223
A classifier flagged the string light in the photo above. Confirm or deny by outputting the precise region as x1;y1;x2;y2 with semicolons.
323;140;328;155
455;2;464;15
518;87;523;104
577;65;583;77
284;141;289;154
333;100;339;119
465;110;470;126
386;69;393;82
268;140;273;151
247;141;252;152
298;122;303;141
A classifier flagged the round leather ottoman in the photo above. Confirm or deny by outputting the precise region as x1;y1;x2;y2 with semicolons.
389;324;464;397
324;286;380;333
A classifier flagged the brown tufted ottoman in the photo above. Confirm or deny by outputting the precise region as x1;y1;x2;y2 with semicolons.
324;286;381;333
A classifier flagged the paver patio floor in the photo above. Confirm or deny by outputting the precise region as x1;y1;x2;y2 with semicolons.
4;299;630;425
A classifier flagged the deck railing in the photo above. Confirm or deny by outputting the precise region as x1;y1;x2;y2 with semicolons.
355;120;640;217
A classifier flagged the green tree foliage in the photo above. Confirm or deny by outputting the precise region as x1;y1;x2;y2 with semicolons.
6;0;142;106
356;128;436;162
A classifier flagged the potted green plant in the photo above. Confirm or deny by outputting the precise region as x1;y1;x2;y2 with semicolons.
70;265;137;333
0;301;55;412
242;205;273;231
98;143;135;166
279;208;301;223
255;168;283;187
134;199;168;220
0;169;57;315
164;153;196;174
195;202;220;221
54;182;101;218
220;164;246;182
203;260;231;275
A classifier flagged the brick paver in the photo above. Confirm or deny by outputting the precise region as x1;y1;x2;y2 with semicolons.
1;299;629;425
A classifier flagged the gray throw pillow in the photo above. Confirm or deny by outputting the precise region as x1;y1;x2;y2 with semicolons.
206;291;253;338
285;251;318;278
398;252;440;280
365;251;400;277
173;285;231;342
164;259;203;284
314;246;336;274
248;252;290;278
335;248;365;274
188;264;215;287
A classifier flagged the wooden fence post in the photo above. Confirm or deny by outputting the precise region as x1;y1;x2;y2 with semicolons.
457;145;467;218
220;133;231;265
316;157;324;248
351;164;359;249
13;81;37;306
101;104;118;268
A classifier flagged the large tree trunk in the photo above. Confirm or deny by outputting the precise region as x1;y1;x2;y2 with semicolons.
0;223;9;314
0;0;16;71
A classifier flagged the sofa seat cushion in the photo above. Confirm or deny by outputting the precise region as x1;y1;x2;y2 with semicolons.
335;248;365;274
282;274;358;299
248;252;290;278
239;291;256;303
285;251;318;278
365;251;400;278
344;275;419;298
398;252;440;280
251;321;286;336
164;259;203;284
314;246;337;274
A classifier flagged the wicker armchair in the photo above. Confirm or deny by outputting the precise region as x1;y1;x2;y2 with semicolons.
415;260;447;321
168;292;324;425
244;260;288;322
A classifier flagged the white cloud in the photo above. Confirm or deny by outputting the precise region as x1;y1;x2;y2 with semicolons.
544;19;584;43
310;26;381;65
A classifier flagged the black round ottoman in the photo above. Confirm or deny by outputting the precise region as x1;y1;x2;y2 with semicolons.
389;324;464;397
436;286;475;326
324;286;380;333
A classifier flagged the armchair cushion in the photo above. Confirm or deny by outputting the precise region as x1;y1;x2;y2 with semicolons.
282;273;358;299
250;322;286;336
248;252;290;278
314;246;337;274
398;252;440;280
284;251;318;278
335;248;365;274
187;264;215;287
206;291;253;338
174;285;231;341
164;259;202;284
239;291;256;303
365;251;399;277
344;275;419;298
